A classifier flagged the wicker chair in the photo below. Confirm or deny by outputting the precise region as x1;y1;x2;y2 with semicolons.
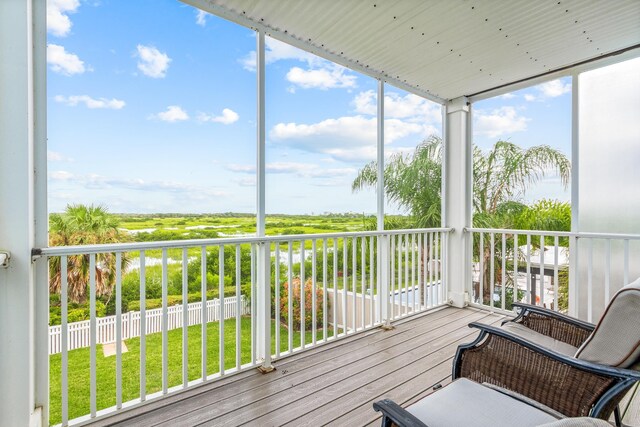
454;278;640;427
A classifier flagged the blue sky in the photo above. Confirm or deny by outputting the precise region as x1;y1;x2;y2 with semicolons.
47;0;572;215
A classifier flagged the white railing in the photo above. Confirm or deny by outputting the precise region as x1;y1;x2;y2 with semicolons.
48;296;249;355
465;227;640;321
40;228;451;426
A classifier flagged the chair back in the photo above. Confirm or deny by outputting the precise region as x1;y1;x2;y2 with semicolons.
575;277;640;368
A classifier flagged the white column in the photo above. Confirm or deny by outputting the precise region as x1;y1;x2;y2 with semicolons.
376;80;390;324
376;80;385;230
256;31;266;238
568;73;580;318
444;97;472;308
255;30;273;372
0;0;45;425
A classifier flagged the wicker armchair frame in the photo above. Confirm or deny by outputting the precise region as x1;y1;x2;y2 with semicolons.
373;399;428;427
453;322;640;426
508;303;595;347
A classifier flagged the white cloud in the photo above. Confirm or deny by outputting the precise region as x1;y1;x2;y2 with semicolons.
538;79;571;97
195;9;210;26
236;177;256;187
241;37;321;71
50;170;74;180
47;151;74;162
500;93;516;99
197;108;239;124
474;106;530;138
151;106;189;123
228;162;356;179
54;95;125;109
136;45;171;78
524;79;572;102
49;171;228;197
270;115;434;162
47;0;79;37
47;44;85;76
227;164;254;173
47;150;65;162
286;65;357;90
241;37;358;91
353;90;441;122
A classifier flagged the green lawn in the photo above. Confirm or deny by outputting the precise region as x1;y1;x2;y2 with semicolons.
49;317;326;425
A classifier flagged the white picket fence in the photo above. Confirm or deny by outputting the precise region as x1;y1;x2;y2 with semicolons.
49;295;250;355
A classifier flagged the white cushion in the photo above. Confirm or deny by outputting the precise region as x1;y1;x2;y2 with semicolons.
575;277;640;368
405;378;559;427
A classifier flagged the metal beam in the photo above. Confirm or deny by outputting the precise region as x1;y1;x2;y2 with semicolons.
568;72;580;318
377;80;384;231
0;0;43;425
255;30;273;372
469;46;640;102
256;30;266;237
33;0;49;422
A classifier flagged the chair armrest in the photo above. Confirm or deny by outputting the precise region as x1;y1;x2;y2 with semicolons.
508;303;595;347
373;399;429;427
453;322;640;420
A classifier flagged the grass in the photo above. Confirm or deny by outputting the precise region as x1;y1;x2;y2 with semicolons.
49;317;328;425
116;213;373;236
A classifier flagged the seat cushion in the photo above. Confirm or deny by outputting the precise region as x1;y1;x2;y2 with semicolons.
575;277;640;368
501;322;578;357
405;378;559;427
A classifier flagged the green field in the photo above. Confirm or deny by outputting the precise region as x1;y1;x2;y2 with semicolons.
49;317;329;425
116;212;380;237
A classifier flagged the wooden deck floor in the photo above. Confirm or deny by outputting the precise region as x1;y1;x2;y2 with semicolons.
92;307;506;427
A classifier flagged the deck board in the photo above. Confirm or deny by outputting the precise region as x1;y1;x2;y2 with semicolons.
94;307;507;427
166;310;493;426
96;308;640;427
323;315;506;427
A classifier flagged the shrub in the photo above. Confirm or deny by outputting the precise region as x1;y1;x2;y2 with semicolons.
49;300;106;326
279;277;325;331
127;287;240;311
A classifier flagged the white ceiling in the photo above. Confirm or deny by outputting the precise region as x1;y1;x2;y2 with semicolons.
192;0;640;102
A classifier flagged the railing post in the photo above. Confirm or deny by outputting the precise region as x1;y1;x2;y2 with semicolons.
127;311;133;340
379;234;391;328
256;242;274;372
568;235;579;318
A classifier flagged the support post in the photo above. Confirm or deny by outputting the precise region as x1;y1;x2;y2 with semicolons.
376;80;392;327
0;0;46;425
255;30;273;373
568;72;580;318
256;242;273;372
444;97;472;308
376;80;385;231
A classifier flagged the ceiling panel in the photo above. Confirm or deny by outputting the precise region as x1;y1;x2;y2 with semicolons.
201;0;640;100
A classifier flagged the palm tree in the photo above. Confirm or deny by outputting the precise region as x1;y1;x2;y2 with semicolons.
352;135;442;228
49;204;130;304
473;140;570;218
472;141;570;301
352;136;571;302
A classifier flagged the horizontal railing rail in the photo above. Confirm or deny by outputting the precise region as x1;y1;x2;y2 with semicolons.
466;227;640;240
35;228;453;257
44;227;451;426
